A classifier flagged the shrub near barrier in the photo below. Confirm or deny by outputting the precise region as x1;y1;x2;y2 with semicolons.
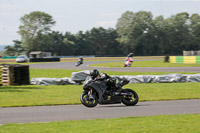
170;56;200;63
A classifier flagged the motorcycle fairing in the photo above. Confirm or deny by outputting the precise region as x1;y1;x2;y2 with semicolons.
100;96;122;104
87;81;107;102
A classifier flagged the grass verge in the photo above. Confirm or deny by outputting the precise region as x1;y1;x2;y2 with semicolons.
0;114;200;133
30;69;78;78
0;82;200;107
30;68;196;79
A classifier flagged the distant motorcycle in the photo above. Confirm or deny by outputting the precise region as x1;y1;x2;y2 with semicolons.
75;61;83;67
124;53;134;67
75;56;83;67
80;75;139;107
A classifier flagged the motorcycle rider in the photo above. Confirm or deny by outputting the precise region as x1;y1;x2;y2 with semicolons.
124;53;134;67
90;69;122;92
76;56;83;67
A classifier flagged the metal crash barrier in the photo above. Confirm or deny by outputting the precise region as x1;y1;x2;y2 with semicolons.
169;56;200;63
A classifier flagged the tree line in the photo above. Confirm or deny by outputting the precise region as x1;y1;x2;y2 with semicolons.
4;11;200;56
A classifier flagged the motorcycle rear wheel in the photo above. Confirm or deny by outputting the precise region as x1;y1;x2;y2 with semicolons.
80;91;98;107
122;89;139;106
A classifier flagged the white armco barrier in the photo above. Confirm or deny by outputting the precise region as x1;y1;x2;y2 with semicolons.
31;77;76;86
31;70;200;85
70;70;90;82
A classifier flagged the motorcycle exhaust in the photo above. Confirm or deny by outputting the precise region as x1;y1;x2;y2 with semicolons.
113;92;130;96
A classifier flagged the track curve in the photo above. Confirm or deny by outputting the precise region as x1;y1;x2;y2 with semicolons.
30;60;200;72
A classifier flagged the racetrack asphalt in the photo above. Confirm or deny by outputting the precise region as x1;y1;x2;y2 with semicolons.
0;99;200;124
30;60;200;72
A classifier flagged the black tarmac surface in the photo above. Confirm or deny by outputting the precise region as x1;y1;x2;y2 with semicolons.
0;99;200;124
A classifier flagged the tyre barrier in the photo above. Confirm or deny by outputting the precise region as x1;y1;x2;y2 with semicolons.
29;58;60;62
0;64;30;86
31;70;200;85
0;66;2;85
169;56;200;63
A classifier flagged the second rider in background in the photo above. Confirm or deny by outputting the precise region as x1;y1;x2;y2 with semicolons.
124;53;134;67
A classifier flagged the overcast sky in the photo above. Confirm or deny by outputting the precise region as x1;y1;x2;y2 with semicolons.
1;0;200;45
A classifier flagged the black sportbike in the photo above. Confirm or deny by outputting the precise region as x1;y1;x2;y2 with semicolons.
80;75;139;107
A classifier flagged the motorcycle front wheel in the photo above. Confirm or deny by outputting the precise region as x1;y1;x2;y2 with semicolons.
80;91;98;107
122;89;139;106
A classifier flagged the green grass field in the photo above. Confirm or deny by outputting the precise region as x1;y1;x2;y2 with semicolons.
0;114;199;133
0;68;198;107
90;60;200;67
0;82;200;107
30;69;77;78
